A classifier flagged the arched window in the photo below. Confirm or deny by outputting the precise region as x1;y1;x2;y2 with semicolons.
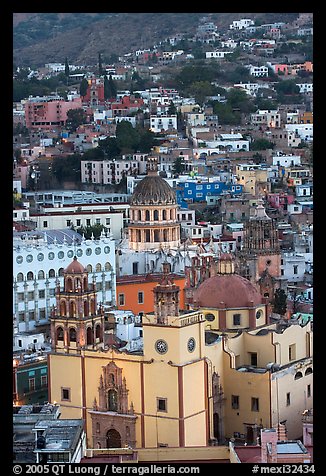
83;277;88;290
87;326;93;345
69;327;76;342
96;324;101;339
56;326;64;342
27;271;34;281
69;300;76;317
60;300;67;315
163;230;168;242
66;277;73;292
90;299;96;315
96;263;102;272
108;390;118;412
58;267;64;276
305;367;313;376
162;209;167;220
84;300;89;317
106;428;121;448
105;262;112;271
145;210;150;221
49;269;55;278
87;264;92;273
294;371;303;380
154;230;160;242
37;270;45;280
153;210;159;221
17;272;24;282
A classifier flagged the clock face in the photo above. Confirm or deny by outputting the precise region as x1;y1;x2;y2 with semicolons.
155;339;168;355
187;337;196;353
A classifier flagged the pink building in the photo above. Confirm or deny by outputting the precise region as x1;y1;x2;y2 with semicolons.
25;97;82;130
266;192;295;212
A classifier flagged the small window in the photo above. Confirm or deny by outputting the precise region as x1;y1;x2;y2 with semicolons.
118;294;125;306
307;384;311;398
251;397;259;412
250;352;258;367
286;392;291;406
138;291;144;304
233;313;241;326
61;388;70;401
289;344;296;361
157;398;167;412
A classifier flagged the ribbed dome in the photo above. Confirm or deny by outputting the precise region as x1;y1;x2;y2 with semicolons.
64;257;86;274
193;274;262;309
130;175;176;206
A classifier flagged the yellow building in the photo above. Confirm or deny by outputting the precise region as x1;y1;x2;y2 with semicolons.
48;256;313;450
235;164;270;196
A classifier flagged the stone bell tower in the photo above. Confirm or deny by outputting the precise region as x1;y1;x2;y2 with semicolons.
50;256;105;353
153;262;180;324
238;200;281;302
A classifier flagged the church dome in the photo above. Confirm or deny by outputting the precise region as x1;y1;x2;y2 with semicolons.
64;257;86;274
193;274;262;309
130;175;176;206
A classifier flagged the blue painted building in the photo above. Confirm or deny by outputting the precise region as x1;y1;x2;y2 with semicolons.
176;180;243;207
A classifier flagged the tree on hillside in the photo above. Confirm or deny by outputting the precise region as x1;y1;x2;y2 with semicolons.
272;288;287;316
251;138;275;151
98;52;104;76
98;137;121;159
52;154;82;183
80;77;89;97
172;156;185;176
64;57;70;84
104;74;117;100
75;224;107;240
65;108;87;132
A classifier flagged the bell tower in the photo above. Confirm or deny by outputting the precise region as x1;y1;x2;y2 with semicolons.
153;262;180;324
50;257;105;353
238;200;281;301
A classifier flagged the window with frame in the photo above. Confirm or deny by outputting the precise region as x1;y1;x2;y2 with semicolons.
251;397;259;412
157;398;167;412
118;294;125;306
29;378;35;391
138;291;144;304
231;395;239;409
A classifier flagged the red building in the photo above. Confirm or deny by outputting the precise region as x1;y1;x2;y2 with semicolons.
81;76;105;106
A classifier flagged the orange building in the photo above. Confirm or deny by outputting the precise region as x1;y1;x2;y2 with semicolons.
116;272;186;315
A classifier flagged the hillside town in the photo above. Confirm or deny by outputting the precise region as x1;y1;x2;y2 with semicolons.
12;13;313;465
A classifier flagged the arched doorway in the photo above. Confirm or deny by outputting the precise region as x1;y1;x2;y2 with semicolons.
106;428;121;448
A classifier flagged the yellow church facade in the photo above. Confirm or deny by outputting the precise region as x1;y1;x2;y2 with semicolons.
48;256;313;450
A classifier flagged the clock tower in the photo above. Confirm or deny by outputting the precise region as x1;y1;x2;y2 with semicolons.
142;263;210;446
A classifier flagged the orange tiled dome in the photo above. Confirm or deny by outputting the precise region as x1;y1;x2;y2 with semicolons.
64;257;86;274
193;274;262;309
